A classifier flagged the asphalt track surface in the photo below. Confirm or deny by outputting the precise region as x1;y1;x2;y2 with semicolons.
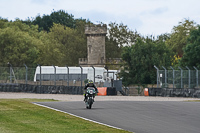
35;101;200;133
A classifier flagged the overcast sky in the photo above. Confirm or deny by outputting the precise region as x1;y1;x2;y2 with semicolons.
0;0;200;36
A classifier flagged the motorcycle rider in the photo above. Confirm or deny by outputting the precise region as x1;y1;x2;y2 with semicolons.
84;80;98;101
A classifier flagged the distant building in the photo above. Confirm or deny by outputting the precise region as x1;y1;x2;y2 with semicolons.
79;24;107;67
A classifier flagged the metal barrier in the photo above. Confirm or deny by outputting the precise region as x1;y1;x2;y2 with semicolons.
0;83;83;94
154;65;200;89
0;65;117;94
148;88;200;98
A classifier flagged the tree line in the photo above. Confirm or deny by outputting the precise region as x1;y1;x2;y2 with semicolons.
0;10;199;86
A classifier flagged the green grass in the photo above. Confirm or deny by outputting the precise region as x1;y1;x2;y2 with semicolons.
0;99;131;133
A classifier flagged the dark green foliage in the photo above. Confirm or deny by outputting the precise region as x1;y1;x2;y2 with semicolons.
120;37;173;86
179;26;200;68
0;17;89;67
105;22;140;59
105;37;121;58
31;10;75;32
166;19;197;57
0;20;41;66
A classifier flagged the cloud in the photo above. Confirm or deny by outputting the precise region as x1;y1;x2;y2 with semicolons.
69;9;143;31
150;7;168;15
1;0;200;36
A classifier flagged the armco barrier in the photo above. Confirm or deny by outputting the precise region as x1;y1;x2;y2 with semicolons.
0;83;117;96
148;88;200;98
0;83;83;94
97;87;117;96
107;87;117;95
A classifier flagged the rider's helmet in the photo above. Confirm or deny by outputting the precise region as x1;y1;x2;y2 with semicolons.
88;80;93;84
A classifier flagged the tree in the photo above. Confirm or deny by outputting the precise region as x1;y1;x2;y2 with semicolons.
120;37;173;86
179;26;200;68
29;10;75;32
166;19;197;57
105;37;121;58
106;22;141;59
46;23;87;66
0;17;89;67
0;20;41;66
107;22;141;46
0;18;8;29
35;30;64;66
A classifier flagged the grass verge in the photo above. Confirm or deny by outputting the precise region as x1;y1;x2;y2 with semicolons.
0;99;131;133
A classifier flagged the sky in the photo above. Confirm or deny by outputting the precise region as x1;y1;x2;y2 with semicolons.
0;0;200;36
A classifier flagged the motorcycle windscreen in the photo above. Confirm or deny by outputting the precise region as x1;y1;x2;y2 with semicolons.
97;87;107;96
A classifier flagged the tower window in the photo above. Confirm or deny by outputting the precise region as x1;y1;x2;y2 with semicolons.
89;45;92;53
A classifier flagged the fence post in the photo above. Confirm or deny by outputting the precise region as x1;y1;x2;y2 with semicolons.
104;66;109;80
37;64;41;93
80;66;83;89
170;66;175;89
24;64;28;85
52;65;56;86
162;66;167;88
66;65;69;87
8;62;13;83
92;66;95;83
193;66;198;88
178;66;183;88
37;64;41;86
154;65;159;88
186;66;190;88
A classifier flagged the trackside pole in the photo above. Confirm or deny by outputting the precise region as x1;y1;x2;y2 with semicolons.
66;65;69;87
92;66;95;83
186;66;190;88
80;66;83;89
193;66;198;88
53;65;56;86
178;66;183;88
170;66;175;89
154;65;159;88
24;64;28;85
162;66;167;88
37;64;41;86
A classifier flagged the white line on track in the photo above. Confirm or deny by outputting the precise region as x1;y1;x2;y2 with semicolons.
33;103;124;131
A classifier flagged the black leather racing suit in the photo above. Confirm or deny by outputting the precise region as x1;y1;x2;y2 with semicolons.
84;83;98;101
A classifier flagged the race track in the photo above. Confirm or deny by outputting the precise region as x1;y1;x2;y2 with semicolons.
35;101;200;133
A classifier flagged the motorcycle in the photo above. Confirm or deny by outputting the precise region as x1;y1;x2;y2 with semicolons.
85;87;96;109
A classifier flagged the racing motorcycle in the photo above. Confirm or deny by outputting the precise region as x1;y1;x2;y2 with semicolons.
85;87;96;109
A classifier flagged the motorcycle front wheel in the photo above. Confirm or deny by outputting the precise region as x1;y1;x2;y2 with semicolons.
86;98;93;109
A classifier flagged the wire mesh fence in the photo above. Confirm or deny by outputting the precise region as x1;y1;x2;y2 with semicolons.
0;66;111;87
0;66;118;94
0;67;37;84
155;66;200;89
0;66;87;94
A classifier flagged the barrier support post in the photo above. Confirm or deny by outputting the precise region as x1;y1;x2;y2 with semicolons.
193;66;198;88
178;66;183;88
37;64;41;86
170;66;175;89
24;64;28;85
66;65;69;87
53;65;56;86
186;66;190;88
154;65;159;88
92;66;95;83
162;66;167;88
80;66;83;89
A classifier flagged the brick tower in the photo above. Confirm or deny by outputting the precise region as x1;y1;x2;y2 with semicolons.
79;24;107;67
